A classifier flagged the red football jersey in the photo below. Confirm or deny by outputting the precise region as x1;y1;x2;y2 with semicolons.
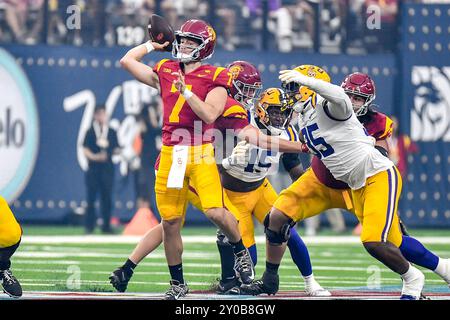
155;96;249;170
214;96;249;134
153;59;233;146
311;111;393;189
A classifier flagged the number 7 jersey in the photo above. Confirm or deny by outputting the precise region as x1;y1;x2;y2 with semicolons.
153;59;233;146
299;96;393;190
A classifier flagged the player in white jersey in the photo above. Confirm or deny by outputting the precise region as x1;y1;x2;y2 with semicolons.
241;66;427;300
223;91;297;184
216;87;329;296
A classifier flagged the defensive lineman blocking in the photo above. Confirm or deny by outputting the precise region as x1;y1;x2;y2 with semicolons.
241;66;449;300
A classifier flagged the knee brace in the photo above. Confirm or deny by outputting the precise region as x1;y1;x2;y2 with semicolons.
263;214;295;246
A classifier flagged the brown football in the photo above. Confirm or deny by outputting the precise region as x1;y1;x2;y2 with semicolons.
148;14;175;52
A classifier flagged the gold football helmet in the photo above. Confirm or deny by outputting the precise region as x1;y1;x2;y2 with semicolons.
282;65;331;112
255;88;293;135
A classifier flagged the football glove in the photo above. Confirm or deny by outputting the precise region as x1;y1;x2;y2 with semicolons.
279;69;309;86
222;141;250;169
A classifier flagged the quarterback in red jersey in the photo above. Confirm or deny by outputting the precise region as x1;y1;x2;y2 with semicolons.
120;19;256;300
110;60;309;295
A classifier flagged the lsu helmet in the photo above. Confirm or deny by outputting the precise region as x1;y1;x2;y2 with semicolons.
282;65;331;113
255;88;292;135
341;72;376;116
227;61;263;110
172;19;216;63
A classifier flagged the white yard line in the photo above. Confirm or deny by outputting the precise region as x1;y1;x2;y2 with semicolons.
21;235;450;245
11;268;447;284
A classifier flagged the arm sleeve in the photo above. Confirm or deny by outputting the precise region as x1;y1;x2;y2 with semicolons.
297;74;353;120
281;152;301;172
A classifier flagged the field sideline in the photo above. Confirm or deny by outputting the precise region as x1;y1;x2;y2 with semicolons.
4;226;450;300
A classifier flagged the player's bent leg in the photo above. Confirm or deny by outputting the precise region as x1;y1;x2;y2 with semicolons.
110;223;164;292
400;235;450;287
161;217;189;300
129;223;164;265
162;217;183;266
241;209;293;296
363;241;409;274
363;241;424;300
287;228;331;296
264;208;293;263
215;230;242;295
205;207;255;284
205;207;240;243
355;167;424;299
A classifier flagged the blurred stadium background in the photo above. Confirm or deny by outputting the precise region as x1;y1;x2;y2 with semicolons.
0;0;449;297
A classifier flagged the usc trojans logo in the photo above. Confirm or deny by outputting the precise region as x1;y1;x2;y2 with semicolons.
207;26;216;41
229;65;244;80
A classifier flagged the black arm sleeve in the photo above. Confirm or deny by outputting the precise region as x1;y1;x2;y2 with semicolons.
281;152;301;172
375;145;389;158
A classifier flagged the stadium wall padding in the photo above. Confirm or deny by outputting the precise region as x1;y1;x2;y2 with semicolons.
1;3;448;227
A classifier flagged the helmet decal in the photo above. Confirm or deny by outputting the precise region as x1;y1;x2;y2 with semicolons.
206;26;216;42
229;64;244;80
227;61;263;110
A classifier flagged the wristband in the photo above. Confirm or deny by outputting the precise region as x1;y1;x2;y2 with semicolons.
300;143;310;153
143;41;155;53
182;88;193;100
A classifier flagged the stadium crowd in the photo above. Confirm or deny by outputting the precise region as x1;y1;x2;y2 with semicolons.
1;0;448;53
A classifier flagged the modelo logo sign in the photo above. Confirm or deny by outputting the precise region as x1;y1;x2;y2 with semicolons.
0;49;39;202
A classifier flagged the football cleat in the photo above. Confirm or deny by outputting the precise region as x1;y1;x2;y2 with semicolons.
216;277;242;295
400;267;425;300
0;269;22;298
164;280;189;300
233;249;255;284
305;279;332;297
438;258;450;287
240;271;279;296
109;267;133;292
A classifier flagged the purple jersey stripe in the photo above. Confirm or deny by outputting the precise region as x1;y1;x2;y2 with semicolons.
381;168;395;242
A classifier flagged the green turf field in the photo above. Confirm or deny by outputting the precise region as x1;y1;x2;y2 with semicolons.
11;226;450;295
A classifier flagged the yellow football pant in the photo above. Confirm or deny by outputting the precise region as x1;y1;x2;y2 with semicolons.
155;144;225;221
0;197;22;248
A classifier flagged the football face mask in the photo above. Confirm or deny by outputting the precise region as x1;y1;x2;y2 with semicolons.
255;88;293;135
